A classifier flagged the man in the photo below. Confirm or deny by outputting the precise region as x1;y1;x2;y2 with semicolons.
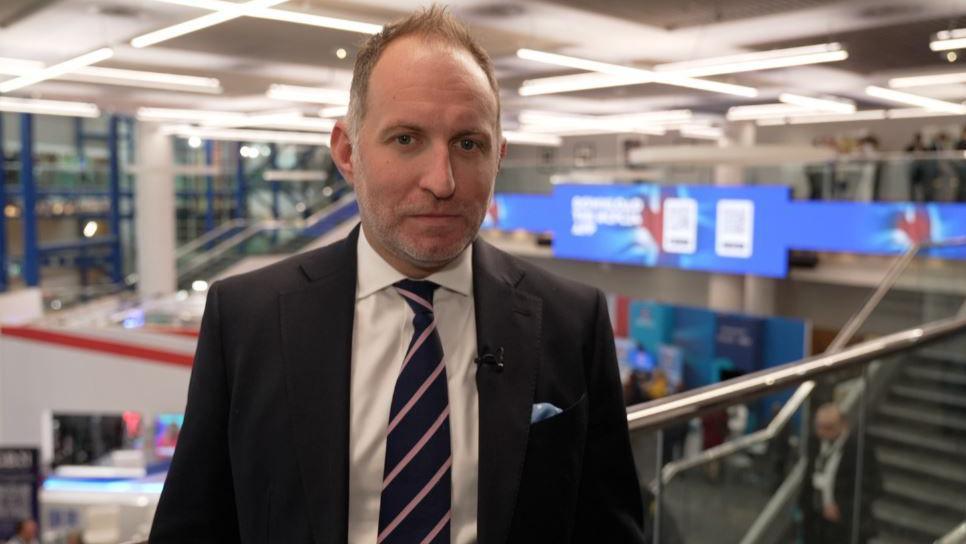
803;403;880;543
6;520;38;544
150;6;645;544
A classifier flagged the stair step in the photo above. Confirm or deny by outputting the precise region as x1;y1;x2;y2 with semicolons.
904;366;966;388
876;446;966;486
873;498;960;539
881;473;966;513
869;535;925;544
878;403;966;433
868;424;966;456
891;385;966;410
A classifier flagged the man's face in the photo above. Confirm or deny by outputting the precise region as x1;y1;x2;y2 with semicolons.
814;412;843;441
332;36;505;277
21;520;37;539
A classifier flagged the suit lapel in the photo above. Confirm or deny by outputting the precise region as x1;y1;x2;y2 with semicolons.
473;240;543;544
279;226;359;544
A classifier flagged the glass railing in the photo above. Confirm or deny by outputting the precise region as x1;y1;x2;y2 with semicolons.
175;193;357;288
627;237;966;543
627;315;966;543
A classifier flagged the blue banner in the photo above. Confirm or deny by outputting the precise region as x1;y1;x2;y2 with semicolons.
550;183;790;277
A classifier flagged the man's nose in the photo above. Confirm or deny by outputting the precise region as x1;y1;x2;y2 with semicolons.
418;142;456;199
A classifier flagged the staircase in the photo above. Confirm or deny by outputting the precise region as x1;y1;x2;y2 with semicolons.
868;354;966;543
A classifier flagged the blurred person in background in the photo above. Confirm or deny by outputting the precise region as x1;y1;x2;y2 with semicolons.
954;126;966;202
906;132;938;202
803;403;880;543
5;519;38;544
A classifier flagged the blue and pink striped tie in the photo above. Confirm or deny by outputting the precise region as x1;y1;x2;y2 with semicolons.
378;279;452;544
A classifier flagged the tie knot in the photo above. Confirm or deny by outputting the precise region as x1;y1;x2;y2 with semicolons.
394;279;439;314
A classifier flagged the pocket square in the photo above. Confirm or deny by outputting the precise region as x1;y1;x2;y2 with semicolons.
530;402;563;424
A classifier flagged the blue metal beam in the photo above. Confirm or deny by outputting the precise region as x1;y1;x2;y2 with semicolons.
204;139;215;232
20;114;39;286
108;115;123;283
0;113;7;291
235;142;247;219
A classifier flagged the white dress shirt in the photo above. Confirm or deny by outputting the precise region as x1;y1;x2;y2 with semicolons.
348;227;479;544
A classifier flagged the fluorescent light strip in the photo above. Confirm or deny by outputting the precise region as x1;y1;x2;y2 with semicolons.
517;49;646;78
0;56;222;93
163;125;329;145
930;28;966;51
786;110;887;124
319;105;349;118
886;108;964;119
0;48;114;93
726;103;815;121
519;73;651;96
137;107;250;123
889;71;966;88
779;93;855;114
131;0;289;48
0;97;100;118
651;73;758;97
865;86;966;114
502;131;563;146
267;84;350;105
655;43;847;78
516;49;758;97
144;0;381;34
679;125;723;140
519;111;667;136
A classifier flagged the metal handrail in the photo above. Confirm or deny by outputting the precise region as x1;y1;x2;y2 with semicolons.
828;235;966;353
175;219;248;259
640;236;966;485
627;314;966;435
936;521;966;544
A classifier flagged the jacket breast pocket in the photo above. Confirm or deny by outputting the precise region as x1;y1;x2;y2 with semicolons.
510;393;589;542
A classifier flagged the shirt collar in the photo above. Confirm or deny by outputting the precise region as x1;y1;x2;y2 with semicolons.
356;226;473;300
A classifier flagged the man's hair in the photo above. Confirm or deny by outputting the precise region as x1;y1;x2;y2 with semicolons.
346;5;501;139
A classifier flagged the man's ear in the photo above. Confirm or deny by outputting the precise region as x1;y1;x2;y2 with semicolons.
497;136;508;172
330;120;356;186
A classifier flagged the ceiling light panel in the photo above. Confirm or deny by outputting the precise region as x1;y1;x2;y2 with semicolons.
865;86;966;114
267;84;350;105
654;43;848;78
930;28;966;52
0;97;100;118
131;0;289;48
144;0;381;33
163;125;329;145
779;93;856;114
0;57;222;93
889;72;966;88
0;48;114;93
319;106;349;118
502;131;563;146
726;103;815;121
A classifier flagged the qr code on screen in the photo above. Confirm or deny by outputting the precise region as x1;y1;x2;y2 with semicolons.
0;484;32;518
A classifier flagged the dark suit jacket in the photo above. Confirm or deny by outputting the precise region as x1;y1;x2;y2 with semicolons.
150;226;646;543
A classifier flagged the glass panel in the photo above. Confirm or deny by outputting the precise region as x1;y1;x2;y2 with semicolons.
638;381;809;544
862;328;966;543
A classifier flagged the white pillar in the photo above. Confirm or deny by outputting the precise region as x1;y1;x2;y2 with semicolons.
744;274;777;316
135;122;177;298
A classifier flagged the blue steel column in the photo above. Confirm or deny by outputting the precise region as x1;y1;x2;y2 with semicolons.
19;114;39;287
235;141;246;219
269;143;279;219
0;113;7;291
204;139;215;231
108;115;123;283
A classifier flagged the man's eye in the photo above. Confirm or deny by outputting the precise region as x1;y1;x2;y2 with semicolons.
396;134;413;145
459;138;478;151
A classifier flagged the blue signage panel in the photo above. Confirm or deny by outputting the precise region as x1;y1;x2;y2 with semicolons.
550;183;790;277
482;193;555;233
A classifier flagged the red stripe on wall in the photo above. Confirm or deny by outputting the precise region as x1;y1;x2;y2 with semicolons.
1;326;194;368
615;296;630;338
